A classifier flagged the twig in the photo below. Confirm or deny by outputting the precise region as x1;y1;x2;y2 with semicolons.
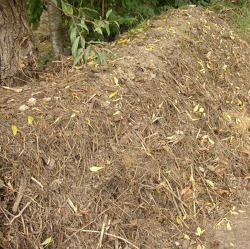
105;232;140;249
12;177;27;213
6;201;31;225
65;229;140;249
190;164;197;216
31;177;44;190
97;214;107;249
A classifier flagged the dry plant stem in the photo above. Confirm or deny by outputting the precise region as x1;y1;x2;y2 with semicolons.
97;214;107;248
7;201;31;225
31;176;44;190
190;164;197;216
162;178;189;209
12;176;27;213
66;229;140;249
105;232;140;249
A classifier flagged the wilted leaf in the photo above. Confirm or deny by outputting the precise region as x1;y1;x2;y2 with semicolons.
193;104;200;112
146;44;156;50
19;105;29;111
183;234;190;240
196;244;204;249
223;64;227;71
176;216;181;225
238;210;246;213
90;166;104;172
195;227;205;236
185;111;199;121
113;111;120;115
27;97;36;106
199;107;204;113
67;198;78;213
109;91;118;98
208;137;215;145
181;186;191;195
230;211;238;215
117;38;130;44
28;116;34;125
41;237;52;246
113;76;119;86
216;219;225;227
206;179;215;188
53;116;62;124
227;115;232;122
11;125;18;136
227;222;232;231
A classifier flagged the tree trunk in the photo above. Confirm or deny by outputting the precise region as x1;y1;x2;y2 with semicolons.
0;0;37;85
47;0;64;57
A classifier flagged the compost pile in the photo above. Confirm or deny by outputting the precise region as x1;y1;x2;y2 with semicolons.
0;6;250;249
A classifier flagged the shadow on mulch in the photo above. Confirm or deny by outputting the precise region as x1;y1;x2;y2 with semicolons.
0;6;250;249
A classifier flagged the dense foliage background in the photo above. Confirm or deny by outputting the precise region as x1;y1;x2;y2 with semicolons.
26;0;249;66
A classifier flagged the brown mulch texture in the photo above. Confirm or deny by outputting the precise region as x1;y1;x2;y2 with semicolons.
0;6;250;249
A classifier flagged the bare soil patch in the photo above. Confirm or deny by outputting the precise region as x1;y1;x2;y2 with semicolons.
0;6;250;249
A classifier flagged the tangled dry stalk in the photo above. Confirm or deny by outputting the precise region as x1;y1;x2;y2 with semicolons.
0;6;250;249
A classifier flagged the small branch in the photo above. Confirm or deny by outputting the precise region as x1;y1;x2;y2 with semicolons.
104;232;140;249
97;214;107;249
6;201;31;225
12;177;27;213
66;229;140;249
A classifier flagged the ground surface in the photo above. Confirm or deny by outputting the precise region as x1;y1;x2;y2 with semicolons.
0;6;250;249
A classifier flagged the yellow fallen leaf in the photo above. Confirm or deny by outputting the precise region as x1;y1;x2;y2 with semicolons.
11;125;18;136
109;91;118;99
230;211;238;215
208;137;215;145
185;111;199;121
227;222;232;231
199;107;204;113
90;166;104;172
113;111;120;115
193;104;199;112
41;237;52;246
113;76;119;86
216;219;225;227
238;210;246;213
67;198;78;213
86;118;91;126
146;44;156;50
53;116;62;124
206;179;215;188
195;226;205;236
176;216;181;225
237;99;242;106
196;244;204;249
28;116;34;125
117;38;130;44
